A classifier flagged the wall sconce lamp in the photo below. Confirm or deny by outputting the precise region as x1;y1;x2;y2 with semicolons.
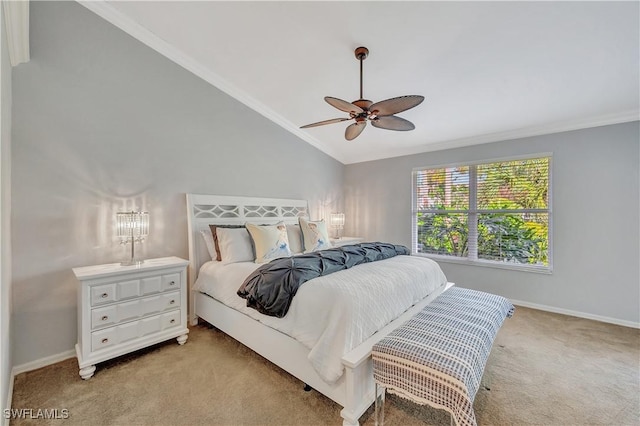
330;213;345;239
116;211;149;266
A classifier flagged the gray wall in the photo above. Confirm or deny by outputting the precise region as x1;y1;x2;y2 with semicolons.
345;122;640;324
1;4;13;413
11;2;344;366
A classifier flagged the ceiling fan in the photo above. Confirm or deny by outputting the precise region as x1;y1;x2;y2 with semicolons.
300;46;424;141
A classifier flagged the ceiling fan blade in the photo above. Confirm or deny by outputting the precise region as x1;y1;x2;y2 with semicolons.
371;115;416;131
300;117;350;129
369;95;425;117
345;121;367;141
325;97;364;114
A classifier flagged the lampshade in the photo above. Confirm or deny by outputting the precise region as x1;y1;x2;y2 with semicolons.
116;211;149;239
117;211;149;266
330;213;345;228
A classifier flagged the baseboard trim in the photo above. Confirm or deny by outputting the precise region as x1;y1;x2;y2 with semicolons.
12;350;75;376
3;370;13;426
510;299;640;329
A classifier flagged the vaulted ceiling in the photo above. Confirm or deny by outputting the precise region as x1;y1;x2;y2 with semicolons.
81;1;639;164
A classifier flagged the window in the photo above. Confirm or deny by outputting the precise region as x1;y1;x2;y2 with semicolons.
412;155;551;272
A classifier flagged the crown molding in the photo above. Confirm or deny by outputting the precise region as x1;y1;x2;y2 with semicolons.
77;0;346;164
344;109;640;164
2;0;30;66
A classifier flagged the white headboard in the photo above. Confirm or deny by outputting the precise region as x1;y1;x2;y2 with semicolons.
185;194;309;320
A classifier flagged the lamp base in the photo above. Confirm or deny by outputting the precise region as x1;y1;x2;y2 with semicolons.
121;258;145;267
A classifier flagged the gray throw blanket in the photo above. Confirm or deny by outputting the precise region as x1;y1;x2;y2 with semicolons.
237;242;410;318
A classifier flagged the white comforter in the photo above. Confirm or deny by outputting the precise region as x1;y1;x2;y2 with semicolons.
194;255;447;384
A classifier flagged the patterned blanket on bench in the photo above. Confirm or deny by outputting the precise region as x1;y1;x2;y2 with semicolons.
372;286;514;426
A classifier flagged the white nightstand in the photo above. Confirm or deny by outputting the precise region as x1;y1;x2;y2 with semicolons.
73;256;189;380
330;236;365;247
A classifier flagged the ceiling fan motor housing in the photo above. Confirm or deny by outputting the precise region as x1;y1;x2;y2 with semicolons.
354;46;369;60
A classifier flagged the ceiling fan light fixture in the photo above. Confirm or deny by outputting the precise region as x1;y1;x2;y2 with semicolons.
300;46;425;141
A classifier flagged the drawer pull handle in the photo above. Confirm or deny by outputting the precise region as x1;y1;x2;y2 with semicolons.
101;316;108;321
101;293;108;298
169;300;175;305
169;281;176;286
170;319;176;324
101;338;109;344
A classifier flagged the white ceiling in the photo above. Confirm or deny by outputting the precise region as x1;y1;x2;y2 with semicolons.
83;1;639;164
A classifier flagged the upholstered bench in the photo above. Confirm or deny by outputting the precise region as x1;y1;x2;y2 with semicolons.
371;286;514;426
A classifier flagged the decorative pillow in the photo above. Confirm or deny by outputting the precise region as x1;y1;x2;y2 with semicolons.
246;222;292;264
215;227;254;264
299;218;332;253
286;224;304;254
200;229;216;260
209;224;245;261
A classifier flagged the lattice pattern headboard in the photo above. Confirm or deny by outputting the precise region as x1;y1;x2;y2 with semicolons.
185;194;309;318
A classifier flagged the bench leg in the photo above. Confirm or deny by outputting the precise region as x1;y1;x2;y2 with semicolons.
374;382;385;426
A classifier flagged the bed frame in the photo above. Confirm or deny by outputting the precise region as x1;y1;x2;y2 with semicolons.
185;194;452;426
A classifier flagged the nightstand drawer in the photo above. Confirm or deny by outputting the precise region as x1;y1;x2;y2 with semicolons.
140;276;162;295
91;315;164;351
163;310;181;329
90;279;141;307
90;291;181;331
91;305;118;329
90;284;117;306
91;327;118;351
161;273;180;291
162;292;180;310
89;273;182;307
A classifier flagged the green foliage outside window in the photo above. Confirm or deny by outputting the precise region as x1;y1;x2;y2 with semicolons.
417;213;468;257
415;158;550;267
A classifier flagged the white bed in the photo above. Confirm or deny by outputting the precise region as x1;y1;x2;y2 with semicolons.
186;194;452;426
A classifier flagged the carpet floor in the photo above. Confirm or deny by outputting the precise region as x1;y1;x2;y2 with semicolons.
10;306;639;425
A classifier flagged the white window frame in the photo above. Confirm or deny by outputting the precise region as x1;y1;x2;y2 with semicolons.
411;153;553;274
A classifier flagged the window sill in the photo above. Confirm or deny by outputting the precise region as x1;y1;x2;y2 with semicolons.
413;253;552;275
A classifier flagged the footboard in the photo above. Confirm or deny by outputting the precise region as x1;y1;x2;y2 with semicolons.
339;282;454;425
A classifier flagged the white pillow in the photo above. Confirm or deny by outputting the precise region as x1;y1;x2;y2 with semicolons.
246;222;292;264
299;218;332;253
216;227;254;264
200;229;216;260
286;224;304;254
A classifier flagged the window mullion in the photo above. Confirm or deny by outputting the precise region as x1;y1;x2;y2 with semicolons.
468;165;478;260
411;171;418;253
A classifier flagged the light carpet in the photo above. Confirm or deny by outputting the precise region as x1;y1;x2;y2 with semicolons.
11;306;639;425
